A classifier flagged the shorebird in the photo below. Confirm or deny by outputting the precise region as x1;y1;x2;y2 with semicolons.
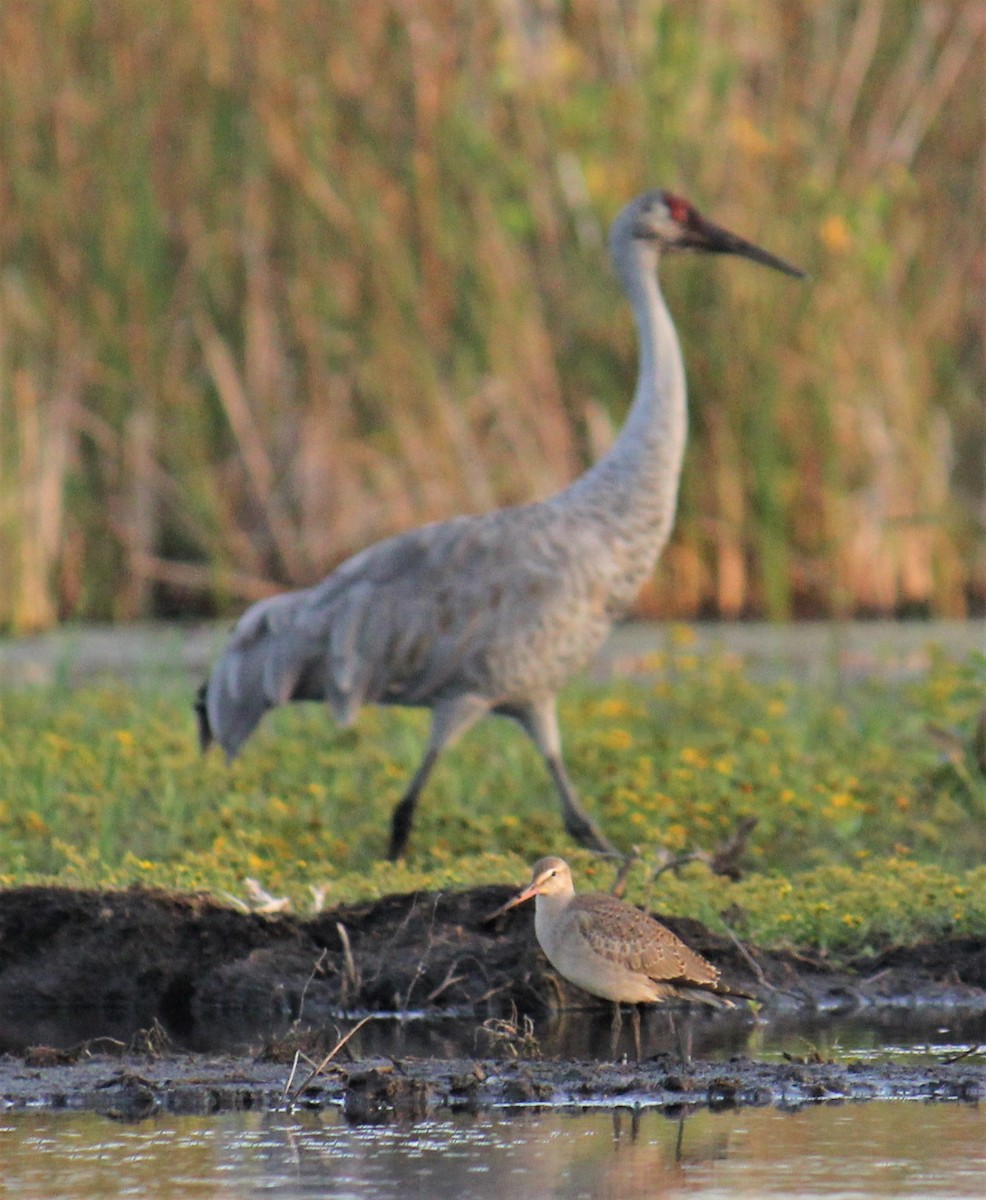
500;856;745;1060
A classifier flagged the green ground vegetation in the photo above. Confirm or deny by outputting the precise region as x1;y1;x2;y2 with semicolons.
1;632;984;959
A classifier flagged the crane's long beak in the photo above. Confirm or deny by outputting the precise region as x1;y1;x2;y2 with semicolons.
688;214;805;278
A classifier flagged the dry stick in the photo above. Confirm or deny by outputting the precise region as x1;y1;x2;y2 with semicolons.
719;923;807;1005
281;1051;303;1102
294;949;329;1026
336;922;359;1006
721;924;773;992
610;847;640;899
282;1014;374;1108
942;1043;982;1066
425;959;466;1004
650;852;701;885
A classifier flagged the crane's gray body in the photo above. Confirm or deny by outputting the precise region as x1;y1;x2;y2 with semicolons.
210;380;684;752
200;191;799;858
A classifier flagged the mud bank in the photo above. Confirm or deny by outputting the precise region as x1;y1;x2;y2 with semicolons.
1;884;985;1115
1;1053;984;1120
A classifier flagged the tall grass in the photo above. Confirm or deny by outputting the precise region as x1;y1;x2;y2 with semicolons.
1;0;983;630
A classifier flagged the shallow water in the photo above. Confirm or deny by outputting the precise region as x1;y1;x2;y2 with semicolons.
6;1005;986;1071
315;1008;986;1072
1;1102;983;1200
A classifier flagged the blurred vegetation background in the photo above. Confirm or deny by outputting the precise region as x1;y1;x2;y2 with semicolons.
1;0;983;632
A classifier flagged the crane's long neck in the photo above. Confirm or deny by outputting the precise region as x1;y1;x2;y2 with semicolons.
562;237;688;578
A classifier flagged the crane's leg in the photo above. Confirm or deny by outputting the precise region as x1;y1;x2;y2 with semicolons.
387;695;489;861
517;698;619;856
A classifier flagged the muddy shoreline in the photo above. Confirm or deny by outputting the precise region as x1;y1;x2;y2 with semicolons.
1;883;985;1116
3;1051;985;1120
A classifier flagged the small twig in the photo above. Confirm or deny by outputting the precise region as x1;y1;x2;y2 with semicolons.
426;959;466;1004
282;1050;303;1101
942;1043;982;1066
293;949;328;1027
860;967;892;987
610;847;640;899
399;894;442;1010
473;982;510;1005
721;923;773;991
283;1015;374;1108
336;922;359;1005
650;852;700;885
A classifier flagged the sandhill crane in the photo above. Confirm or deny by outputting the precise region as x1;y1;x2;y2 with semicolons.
196;190;803;860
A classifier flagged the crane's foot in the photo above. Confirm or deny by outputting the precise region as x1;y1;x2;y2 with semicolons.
387;796;416;861
564;810;620;859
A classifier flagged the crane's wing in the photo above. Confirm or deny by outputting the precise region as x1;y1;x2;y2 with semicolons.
202;506;572;757
572;897;721;988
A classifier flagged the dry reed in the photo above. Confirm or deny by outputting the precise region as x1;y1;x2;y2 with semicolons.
0;0;982;630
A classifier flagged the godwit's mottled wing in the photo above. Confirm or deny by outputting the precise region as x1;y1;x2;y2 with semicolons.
571;895;720;987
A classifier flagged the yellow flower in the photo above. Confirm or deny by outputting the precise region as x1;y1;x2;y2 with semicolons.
680;746;708;769
24;811;49;835
820;213;852;253
665;823;688;850
603;729;633;751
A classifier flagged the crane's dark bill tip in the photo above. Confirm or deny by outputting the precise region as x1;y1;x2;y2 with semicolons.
729;239;805;279
696;215;805;279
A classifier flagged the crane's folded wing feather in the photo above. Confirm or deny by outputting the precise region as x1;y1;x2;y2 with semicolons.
205;508;572;755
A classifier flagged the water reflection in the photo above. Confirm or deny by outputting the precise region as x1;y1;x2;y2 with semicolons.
263;1006;986;1067
1;1103;984;1199
4;1005;986;1067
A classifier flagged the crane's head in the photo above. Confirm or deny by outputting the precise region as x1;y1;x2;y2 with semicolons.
616;189;805;278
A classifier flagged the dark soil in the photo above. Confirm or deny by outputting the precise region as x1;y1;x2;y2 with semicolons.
1;884;985;1116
